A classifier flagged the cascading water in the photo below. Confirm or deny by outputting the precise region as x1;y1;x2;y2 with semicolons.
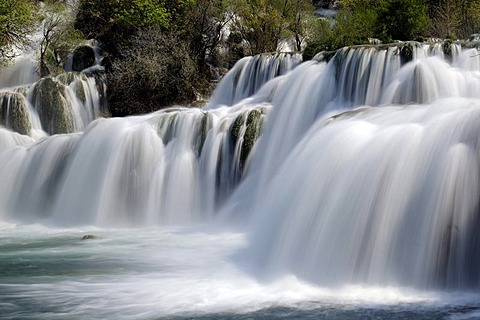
0;105;265;227
2;40;480;319
0;42;107;136
208;52;302;107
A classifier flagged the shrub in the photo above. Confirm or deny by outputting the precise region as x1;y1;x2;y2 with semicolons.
107;28;197;116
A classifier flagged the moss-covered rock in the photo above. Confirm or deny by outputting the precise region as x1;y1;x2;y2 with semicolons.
230;113;245;146
31;77;75;134
241;109;263;166
197;112;211;157
57;72;91;104
229;109;264;169
57;71;88;86
0;92;32;135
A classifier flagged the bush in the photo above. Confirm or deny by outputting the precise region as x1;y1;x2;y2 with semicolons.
107;28;197;116
307;0;431;54
377;0;430;41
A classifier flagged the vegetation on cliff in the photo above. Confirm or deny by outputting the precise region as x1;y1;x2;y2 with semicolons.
0;0;38;63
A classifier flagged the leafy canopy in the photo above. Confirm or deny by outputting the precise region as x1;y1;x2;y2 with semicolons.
0;0;39;62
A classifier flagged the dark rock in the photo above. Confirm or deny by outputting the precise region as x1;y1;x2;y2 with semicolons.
81;234;98;240
72;46;96;72
400;43;414;64
443;39;453;59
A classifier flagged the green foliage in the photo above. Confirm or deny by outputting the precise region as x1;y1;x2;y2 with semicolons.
307;0;431;57
377;0;430;41
0;0;39;63
303;19;336;60
232;0;283;54
75;0;181;56
39;1;86;76
231;0;316;54
110;0;170;28
78;0;170;29
334;3;379;45
179;0;233;70
107;28;197;116
75;0;193;38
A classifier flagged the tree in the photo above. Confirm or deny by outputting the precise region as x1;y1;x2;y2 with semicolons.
231;0;283;54
107;27;197;116
0;0;39;63
287;0;318;52
429;0;480;38
74;0;180;56
334;0;380;44
230;0;315;54
430;0;461;38
181;0;234;72
377;0;430;41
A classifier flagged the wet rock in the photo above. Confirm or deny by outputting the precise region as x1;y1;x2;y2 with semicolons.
81;234;98;240
31;77;75;134
72;46;96;72
0;92;32;135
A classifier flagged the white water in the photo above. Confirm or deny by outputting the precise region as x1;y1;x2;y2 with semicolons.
0;55;39;88
208;52;302;107
0;42;106;136
1;224;479;319
1;41;480;317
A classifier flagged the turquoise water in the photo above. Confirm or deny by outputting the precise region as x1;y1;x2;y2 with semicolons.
1;224;479;320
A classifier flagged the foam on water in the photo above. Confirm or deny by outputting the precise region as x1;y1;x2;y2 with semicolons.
1;225;479;319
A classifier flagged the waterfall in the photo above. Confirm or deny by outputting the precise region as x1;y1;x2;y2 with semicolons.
0;55;39;88
1;40;480;291
0;106;265;226
0;44;107;136
208;52;303;107
245;98;480;289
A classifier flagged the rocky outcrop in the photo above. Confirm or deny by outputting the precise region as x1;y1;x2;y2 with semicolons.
72;46;96;72
31;77;75;135
0;92;32;135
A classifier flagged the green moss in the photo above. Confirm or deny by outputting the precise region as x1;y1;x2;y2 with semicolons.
0;92;32;135
240;109;262;166
230;113;245;146
57;72;83;85
31;77;75;134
